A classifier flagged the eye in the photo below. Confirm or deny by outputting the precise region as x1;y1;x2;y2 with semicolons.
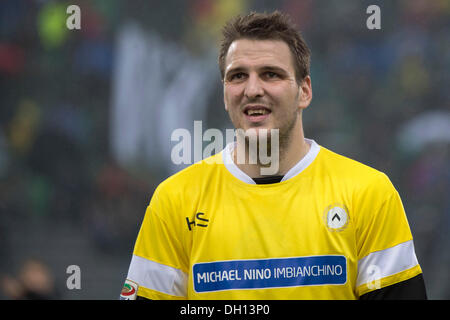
231;72;245;80
264;71;279;79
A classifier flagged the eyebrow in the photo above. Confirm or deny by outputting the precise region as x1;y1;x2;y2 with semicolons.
259;65;289;74
225;65;289;77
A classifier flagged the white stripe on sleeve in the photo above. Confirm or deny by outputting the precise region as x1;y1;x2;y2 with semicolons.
357;240;419;287
126;254;188;297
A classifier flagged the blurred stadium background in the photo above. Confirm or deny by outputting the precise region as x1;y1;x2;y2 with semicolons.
0;0;449;299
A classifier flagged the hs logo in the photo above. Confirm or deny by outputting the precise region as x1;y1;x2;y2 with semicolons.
186;212;209;231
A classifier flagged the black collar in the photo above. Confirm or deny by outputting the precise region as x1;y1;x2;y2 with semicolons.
252;175;284;184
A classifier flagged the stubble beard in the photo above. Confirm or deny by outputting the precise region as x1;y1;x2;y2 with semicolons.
236;109;300;169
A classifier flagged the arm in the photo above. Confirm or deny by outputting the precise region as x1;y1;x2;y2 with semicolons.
354;173;426;299
120;185;189;300
360;274;427;300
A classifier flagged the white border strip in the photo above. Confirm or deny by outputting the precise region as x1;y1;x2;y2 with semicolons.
222;142;256;184
126;254;188;297
221;138;320;184
357;240;419;287
282;139;320;181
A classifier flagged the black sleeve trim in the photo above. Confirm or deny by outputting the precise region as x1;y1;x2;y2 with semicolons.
359;274;427;300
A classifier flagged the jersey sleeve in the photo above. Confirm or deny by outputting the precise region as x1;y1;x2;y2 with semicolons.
354;172;423;297
359;274;427;300
122;185;189;300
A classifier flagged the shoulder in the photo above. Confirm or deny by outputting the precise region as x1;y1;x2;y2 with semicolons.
317;145;395;196
151;152;223;205
161;152;222;188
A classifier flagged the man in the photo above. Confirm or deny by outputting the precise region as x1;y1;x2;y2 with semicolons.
121;11;426;300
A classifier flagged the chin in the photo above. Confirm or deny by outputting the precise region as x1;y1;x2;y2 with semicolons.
236;126;278;143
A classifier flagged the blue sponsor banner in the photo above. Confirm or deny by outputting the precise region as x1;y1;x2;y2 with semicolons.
193;255;347;293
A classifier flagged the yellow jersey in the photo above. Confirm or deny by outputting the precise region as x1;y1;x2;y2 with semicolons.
122;139;422;300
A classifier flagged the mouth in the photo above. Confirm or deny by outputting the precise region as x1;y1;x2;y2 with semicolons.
243;105;272;123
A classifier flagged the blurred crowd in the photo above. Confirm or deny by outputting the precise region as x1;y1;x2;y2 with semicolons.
1;258;60;300
0;0;449;299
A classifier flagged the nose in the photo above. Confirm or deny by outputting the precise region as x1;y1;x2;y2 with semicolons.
244;73;264;99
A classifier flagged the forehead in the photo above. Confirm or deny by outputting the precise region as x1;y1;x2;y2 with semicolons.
224;38;295;74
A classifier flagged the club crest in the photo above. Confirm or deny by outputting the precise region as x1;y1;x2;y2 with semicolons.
323;204;349;232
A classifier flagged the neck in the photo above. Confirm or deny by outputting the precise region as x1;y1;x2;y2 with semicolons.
233;123;310;178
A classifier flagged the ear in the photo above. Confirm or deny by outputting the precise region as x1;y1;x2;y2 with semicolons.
297;76;312;110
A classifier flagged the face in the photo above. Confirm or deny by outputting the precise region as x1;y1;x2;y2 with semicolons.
223;39;312;144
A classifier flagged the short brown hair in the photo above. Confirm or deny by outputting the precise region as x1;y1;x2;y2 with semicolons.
218;11;311;84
